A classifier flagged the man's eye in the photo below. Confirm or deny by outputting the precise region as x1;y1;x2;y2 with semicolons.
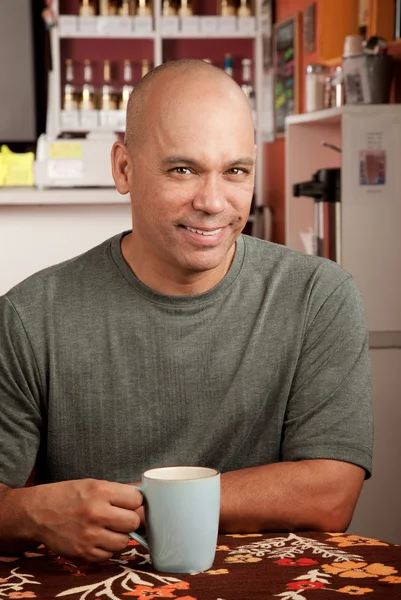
172;167;192;175
226;168;246;175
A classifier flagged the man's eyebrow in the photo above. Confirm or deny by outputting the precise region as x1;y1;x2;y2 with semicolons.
162;156;255;169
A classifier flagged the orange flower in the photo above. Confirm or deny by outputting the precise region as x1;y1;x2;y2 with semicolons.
0;556;19;562
379;576;401;584
327;535;388;548
337;586;373;595
225;554;262;563
216;545;230;551
321;561;397;579
8;594;37;599
123;582;189;599
206;569;229;575
227;533;263;538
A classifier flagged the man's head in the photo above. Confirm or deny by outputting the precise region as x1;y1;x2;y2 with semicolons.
111;59;256;294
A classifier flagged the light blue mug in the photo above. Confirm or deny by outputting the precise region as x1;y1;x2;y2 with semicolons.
129;466;220;573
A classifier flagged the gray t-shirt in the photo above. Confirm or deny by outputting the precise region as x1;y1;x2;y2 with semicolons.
0;233;373;487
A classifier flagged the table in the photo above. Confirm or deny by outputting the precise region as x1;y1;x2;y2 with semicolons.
1;532;400;599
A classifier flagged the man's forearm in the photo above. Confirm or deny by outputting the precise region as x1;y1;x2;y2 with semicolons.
0;484;39;554
220;459;365;533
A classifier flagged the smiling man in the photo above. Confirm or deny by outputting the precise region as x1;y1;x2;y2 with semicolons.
113;60;256;294
0;60;373;562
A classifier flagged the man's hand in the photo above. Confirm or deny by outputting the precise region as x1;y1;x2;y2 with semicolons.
0;479;143;562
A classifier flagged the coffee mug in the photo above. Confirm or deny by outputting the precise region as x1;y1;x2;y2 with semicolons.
129;466;220;573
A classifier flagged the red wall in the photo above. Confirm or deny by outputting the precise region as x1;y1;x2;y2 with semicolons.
264;0;320;245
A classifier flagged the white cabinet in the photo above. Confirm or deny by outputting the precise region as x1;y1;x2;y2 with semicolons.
285;104;401;543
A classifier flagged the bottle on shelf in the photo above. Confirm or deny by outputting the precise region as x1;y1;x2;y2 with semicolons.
162;0;177;16
120;59;134;111
237;0;252;17
136;0;152;16
240;58;255;117
99;0;109;15
63;59;78;111
119;0;135;15
220;0;236;16
79;0;96;16
178;0;193;17
224;53;233;77
141;59;152;78
100;60;119;110
81;59;97;111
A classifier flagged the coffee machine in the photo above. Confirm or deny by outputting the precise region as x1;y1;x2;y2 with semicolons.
293;168;341;263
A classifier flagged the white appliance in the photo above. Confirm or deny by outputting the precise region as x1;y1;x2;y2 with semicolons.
34;133;116;188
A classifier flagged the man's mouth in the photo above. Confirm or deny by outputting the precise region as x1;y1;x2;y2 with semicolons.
182;226;223;236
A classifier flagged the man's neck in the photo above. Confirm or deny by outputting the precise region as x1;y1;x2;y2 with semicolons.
121;234;235;296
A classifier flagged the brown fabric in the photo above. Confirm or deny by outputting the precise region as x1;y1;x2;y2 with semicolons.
0;532;400;599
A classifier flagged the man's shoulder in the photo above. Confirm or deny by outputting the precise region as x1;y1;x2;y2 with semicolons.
241;234;349;291
4;233;121;308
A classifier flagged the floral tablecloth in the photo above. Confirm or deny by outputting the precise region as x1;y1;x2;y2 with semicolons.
0;532;400;599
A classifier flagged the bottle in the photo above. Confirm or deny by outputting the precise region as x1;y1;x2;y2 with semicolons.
237;0;251;17
305;64;327;112
241;58;256;123
107;0;119;15
141;59;152;78
178;0;193;17
162;0;177;16
136;0;152;16
80;60;96;111
240;58;254;104
63;59;78;111
224;53;233;77
98;0;109;15
119;0;135;15
220;0;235;16
100;60;118;110
79;0;96;16
120;59;134;111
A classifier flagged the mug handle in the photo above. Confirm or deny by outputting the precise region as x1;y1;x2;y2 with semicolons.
128;484;150;550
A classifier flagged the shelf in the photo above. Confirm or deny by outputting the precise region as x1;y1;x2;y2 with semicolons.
286;107;343;126
162;31;256;39
59;31;155;39
0;188;129;206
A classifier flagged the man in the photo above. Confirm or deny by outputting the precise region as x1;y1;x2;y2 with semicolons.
0;60;373;563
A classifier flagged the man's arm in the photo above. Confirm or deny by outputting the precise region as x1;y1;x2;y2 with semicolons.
220;460;365;533
0;479;142;561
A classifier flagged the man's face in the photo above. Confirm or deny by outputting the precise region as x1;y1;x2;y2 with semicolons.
125;77;256;281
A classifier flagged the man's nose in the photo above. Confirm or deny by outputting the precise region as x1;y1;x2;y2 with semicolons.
192;176;226;214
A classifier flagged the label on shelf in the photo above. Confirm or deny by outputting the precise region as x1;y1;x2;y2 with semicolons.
133;16;153;34
181;16;200;34
99;110;125;129
58;15;78;36
237;16;256;35
218;16;237;34
60;110;80;131
161;16;180;35
199;16;219;34
80;110;99;129
97;16;133;36
78;16;98;35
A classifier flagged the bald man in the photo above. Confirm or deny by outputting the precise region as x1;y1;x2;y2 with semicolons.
0;60;372;562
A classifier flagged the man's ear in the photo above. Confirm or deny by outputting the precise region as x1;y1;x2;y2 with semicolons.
111;140;130;195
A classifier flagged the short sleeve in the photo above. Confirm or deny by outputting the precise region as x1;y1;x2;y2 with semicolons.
0;295;43;487
282;275;373;478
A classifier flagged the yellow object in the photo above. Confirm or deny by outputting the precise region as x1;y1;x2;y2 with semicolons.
0;145;34;187
48;141;83;159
